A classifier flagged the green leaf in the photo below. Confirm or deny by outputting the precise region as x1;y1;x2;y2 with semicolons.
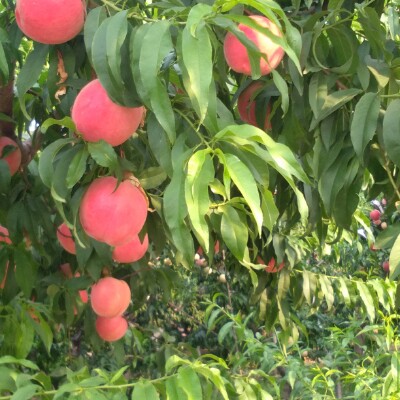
319;275;334;311
350;92;380;160
0;356;38;370
220;205;248;260
41;116;76;134
277;269;290;300
302;270;313;305
261;188;279;230
356;281;376;322
106;11;129;93
110;366;129;384
147;113;172;176
310;89;362;130
389;234;400;280
222;152;263;235
88;141;118;168
376;224;400;249
139;167;167;190
185;150;214;252
91;18;125;105
0;41;9;79
338;278;352;306
194;366;229;400
163;138;194;267
383;99;400;168
84;6;107;64
131;22;176;142
38;138;74;188
14;247;38;298
66;146;88;188
218;321;234;344
11;384;40;400
181;4;214;122
51;146;79;203
272;70;289;114
29;314;53;355
53;383;81;399
16;43;49;117
166;377;186;400
177;367;203;400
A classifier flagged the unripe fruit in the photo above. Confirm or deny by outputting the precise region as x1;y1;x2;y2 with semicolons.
237;81;272;130
218;273;227;283
382;261;390;273
90;277;131;318
370;209;381;221
57;223;76;255
95;316;128;342
112;234;148;264
71;79;145;147
381;222;388;230
15;0;85;45
80;176;148;246
223;15;285;76
0;137;21;176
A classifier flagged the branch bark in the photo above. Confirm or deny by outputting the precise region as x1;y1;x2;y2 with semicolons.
0;79;16;139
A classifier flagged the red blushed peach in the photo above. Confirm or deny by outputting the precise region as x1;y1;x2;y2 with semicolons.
90;277;131;318
15;0;85;45
224;15;285;76
95;316;128;342
112;234;149;264
382;261;390;273
0;226;11;289
71;79;145;147
256;255;284;273
0;137;21;176
370;209;381;221
237;81;272;130
57;223;76;255
79;176;148;247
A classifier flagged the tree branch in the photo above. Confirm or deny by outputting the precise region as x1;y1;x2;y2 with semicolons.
0;79;16;139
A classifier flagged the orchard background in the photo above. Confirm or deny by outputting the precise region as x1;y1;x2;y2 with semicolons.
1;0;400;398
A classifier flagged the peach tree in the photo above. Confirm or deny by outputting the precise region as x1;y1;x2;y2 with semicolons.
1;0;400;398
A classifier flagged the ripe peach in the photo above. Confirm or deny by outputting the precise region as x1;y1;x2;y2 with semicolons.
15;0;85;45
112;234;149;264
370;209;381;221
0;226;11;245
256;255;284;273
237;81;272;130
382;261;390;273
90;277;131;318
57;223;76;255
0;137;21;176
80;176;148;246
0;226;11;289
71;79;145;147
223;15;285;76
95;316;128;342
